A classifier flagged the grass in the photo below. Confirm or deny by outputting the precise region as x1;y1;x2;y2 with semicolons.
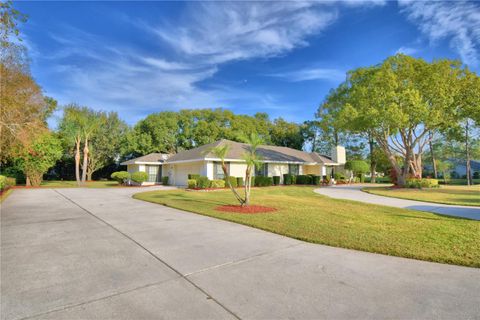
0;188;13;203
363;185;480;207
134;186;480;268
39;180;120;188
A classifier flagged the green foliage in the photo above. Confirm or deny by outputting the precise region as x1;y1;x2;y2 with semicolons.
345;160;369;174
211;179;226;188
272;176;280;185
111;171;130;185
296;175;313;184
269;117;305;150
131;171;148;184
312;175;321;185
17;132;62;186
474;172;480;179
162;176;169;185
236;177;244;187
254;176;273;187
283;174;293;185
187;179;197;189
406;178;439;189
188;174;200;180
334;172;346;181
196;176;211;189
225;176;237;187
0;176;5;190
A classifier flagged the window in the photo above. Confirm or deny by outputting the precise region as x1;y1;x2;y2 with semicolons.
214;162;227;179
288;164;299;175
146;165;160;182
255;163;268;176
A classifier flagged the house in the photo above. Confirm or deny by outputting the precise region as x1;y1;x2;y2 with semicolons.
121;139;346;186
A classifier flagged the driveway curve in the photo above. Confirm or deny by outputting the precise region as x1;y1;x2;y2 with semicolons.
2;187;479;319
314;184;480;220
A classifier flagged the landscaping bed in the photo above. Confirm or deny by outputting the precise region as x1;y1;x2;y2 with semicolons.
134;186;480;268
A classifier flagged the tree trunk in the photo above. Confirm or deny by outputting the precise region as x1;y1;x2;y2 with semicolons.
87;172;93;181
428;131;437;179
244;167;251;207
465;120;472;186
81;137;89;185
26;176;31;187
222;162;245;205
75;138;81;186
369;135;376;183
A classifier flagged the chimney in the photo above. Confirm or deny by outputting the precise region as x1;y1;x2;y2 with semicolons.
331;146;346;164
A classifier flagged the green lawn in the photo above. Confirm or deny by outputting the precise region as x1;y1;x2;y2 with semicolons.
40;180;120;188
134;186;480;268
363;185;480;207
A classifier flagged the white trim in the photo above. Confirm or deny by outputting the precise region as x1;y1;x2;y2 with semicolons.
163;158;205;164
120;161;164;165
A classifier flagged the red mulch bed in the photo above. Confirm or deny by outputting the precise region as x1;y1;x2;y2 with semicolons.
215;204;277;214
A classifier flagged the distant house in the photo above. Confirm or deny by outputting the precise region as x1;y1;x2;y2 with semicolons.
450;159;480;178
121;139;346;186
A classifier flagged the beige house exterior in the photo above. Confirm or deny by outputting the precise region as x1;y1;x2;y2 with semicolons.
121;139;346;186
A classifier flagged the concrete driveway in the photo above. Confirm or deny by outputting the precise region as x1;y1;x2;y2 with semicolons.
1;187;479;320
314;184;480;220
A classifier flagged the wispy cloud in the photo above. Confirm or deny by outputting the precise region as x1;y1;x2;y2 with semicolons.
268;67;345;82
399;0;480;66
394;46;418;56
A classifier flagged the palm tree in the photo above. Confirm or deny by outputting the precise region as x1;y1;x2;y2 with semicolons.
210;144;246;205
242;133;264;206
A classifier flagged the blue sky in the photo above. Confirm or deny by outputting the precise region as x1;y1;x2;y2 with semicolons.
17;1;480;126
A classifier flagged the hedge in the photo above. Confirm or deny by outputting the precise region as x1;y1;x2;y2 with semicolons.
111;171;130;184
312;175;321;185
187;179;197;189
0;176;6;190
333;172;346;181
296;175;312;184
162;176;169;185
272;176;280;185
211;179;226;188
406;178;439;189
225;176;237;188
188;174;200;180
131;171;148;184
254;176;273;187
237;177;244;187
283;174;293;185
197;176;211;189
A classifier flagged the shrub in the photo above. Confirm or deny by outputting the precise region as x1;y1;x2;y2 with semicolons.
197;176;211;189
250;176;255;187
187;179;197;189
131;171;148;184
324;176;331;184
344;160;370;175
254;176;273;187
0;176;6;190
111;171;130;185
296;175;313;185
236;177;244;187
358;173;365;183
188;174;200;180
162;176;169;185
225;176;237;188
474;172;480;179
283;174;293;185
312;175;321;185
406;178;439;189
333;172;346;181
211;179;226;188
272;176;280;185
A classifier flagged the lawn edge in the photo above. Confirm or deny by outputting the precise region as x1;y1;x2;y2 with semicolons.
362;187;480;207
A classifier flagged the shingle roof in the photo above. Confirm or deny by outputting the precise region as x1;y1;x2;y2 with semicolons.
166;139;336;164
120;153;169;165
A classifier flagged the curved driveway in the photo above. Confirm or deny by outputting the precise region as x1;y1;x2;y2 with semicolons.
315;184;480;220
1;187;479;319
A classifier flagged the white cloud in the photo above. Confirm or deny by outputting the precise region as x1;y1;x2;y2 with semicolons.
268;68;345;82
399;0;480;66
394;46;418;55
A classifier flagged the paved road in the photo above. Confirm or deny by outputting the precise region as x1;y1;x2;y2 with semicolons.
314;184;480;220
1;188;479;320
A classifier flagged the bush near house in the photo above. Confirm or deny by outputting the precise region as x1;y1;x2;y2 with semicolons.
188;174;200;180
111;171;130;185
236;177;244;187
296;175;312;184
283;174;293;185
211;179;226;188
406;178;439;189
312;175;321;185
334;172;346;181
187;179;197;189
224;176;237;187
131;171;148;184
162;176;169;185
273;176;280;185
254;176;273;187
197;176;211;189
0;176;6;190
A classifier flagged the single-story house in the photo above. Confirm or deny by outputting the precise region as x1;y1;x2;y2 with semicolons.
121;139;346;186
